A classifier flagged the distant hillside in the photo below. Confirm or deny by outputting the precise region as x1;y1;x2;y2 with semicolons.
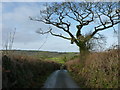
2;50;79;64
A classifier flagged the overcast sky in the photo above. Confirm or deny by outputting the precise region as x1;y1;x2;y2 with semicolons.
1;2;118;52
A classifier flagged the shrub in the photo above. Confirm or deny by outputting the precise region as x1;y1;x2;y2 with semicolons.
66;49;119;88
2;55;61;88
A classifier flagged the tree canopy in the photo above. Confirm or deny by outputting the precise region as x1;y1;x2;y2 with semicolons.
30;2;119;52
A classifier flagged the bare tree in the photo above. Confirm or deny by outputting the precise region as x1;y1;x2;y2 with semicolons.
30;2;120;62
3;28;16;55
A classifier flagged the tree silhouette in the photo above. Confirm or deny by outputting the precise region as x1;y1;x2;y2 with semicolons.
30;2;120;62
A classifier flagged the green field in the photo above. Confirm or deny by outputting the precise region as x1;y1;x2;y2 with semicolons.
2;50;79;64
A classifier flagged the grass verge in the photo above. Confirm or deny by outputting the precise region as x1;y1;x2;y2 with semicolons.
66;49;119;88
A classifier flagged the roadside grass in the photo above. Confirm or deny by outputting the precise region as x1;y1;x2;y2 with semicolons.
2;52;61;88
66;49;119;88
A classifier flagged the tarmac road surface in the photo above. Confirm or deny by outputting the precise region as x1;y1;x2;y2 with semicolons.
43;70;79;88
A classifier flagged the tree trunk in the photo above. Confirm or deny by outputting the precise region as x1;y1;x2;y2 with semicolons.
79;43;89;65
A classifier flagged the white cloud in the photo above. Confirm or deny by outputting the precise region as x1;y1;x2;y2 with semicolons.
1;0;119;2
2;3;46;42
1;2;118;52
0;2;2;49
1;0;74;2
1;2;79;52
1;0;59;2
13;36;79;52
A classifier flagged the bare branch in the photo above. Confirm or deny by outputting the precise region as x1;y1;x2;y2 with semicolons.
30;2;119;52
50;30;71;40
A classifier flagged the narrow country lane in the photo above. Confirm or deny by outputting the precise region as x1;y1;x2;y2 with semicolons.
43;70;80;88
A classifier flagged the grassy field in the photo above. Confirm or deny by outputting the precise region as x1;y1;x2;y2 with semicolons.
66;49;119;88
2;50;79;64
